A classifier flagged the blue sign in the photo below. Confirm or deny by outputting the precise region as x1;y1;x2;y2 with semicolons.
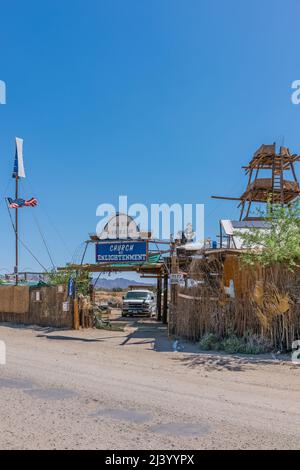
68;277;75;298
96;241;148;263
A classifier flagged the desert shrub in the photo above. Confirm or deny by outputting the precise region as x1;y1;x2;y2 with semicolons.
199;332;271;354
242;332;272;354
221;335;245;354
237;200;300;270
199;333;220;351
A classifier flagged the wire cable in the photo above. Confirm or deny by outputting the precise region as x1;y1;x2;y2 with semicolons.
21;179;72;257
19;180;56;270
32;212;56;270
5;198;48;272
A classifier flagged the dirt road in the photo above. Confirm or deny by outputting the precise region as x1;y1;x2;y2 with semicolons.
0;319;299;450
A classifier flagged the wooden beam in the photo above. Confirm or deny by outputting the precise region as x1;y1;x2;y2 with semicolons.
58;263;164;274
156;276;162;321
73;299;80;330
211;196;242;201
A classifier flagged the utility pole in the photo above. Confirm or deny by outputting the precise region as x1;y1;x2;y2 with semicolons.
15;174;19;286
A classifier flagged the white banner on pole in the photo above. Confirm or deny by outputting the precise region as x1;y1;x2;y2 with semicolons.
15;137;25;178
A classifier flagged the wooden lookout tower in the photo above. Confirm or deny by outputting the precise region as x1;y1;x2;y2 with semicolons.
212;144;300;220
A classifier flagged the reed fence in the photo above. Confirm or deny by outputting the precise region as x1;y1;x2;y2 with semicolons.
172;254;300;350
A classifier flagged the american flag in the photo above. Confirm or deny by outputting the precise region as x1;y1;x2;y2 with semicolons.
7;197;38;209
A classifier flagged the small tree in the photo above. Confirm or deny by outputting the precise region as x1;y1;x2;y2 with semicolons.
236;200;300;270
47;269;91;296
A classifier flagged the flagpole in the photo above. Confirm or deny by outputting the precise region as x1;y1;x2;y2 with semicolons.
13;137;25;285
15;174;19;286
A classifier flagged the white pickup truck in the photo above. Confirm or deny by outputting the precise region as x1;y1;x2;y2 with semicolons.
122;290;156;317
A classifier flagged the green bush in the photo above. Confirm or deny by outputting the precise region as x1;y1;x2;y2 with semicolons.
221;335;245;354
47;270;91;296
199;333;220;351
242;333;272;354
237;200;300;270
199;332;271;355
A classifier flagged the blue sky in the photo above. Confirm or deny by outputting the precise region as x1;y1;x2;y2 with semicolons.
0;0;300;276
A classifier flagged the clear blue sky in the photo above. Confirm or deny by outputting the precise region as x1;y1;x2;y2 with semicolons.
0;0;300;274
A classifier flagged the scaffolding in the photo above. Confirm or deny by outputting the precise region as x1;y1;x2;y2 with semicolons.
212;143;300;220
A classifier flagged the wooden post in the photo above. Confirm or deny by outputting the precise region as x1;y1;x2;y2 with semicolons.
280;151;284;205
168;243;179;335
73;298;80;330
156;275;162;321
240;168;253;221
80;302;85;329
80;241;89;265
271;158;275;206
170;244;179;305
162;272;168;324
290;161;299;185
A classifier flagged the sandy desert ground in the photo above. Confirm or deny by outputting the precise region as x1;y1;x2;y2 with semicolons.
0;315;299;450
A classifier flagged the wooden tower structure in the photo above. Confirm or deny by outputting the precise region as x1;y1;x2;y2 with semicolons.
212;144;300;220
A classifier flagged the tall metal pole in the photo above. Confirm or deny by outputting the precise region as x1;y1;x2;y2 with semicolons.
15;175;19;286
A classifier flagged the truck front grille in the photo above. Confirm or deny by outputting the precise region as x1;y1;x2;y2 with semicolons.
128;303;144;310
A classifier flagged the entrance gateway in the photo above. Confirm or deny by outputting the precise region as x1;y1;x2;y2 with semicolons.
59;213;172;324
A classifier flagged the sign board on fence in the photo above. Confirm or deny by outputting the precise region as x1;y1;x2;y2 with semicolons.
62;301;69;312
96;241;148;263
170;273;185;284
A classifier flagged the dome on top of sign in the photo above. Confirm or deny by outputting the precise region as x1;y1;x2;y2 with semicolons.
99;213;140;240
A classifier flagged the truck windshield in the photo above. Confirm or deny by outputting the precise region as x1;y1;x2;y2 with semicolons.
125;292;150;300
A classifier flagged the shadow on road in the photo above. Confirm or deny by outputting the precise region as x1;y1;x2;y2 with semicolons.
0;322;68;334
2;317;285;371
36;334;105;343
175;354;249;372
119;318;172;352
174;352;281;372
